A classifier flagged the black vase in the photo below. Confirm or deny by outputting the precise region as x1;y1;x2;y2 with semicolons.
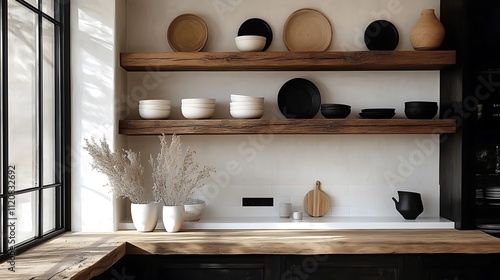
392;191;424;220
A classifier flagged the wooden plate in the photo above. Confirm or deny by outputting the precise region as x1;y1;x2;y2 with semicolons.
303;181;330;217
167;14;208;52
283;8;332;51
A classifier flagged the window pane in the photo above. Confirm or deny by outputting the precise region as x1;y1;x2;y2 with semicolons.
42;0;54;17
43;19;55;185
24;0;38;9
8;0;39;191
43;188;55;233
16;191;38;243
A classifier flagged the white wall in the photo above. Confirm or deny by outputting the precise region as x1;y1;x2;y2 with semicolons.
70;0;444;232
71;0;127;231
124;0;443;219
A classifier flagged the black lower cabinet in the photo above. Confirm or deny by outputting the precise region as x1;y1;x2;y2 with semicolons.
92;254;280;280
92;253;500;280
422;254;500;280
284;255;404;280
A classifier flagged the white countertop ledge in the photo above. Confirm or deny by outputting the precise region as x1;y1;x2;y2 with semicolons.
119;216;455;230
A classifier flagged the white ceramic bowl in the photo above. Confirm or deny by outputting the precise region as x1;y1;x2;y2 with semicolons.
230;109;264;119
230;94;265;103
184;199;206;221
230;104;264;110
235;35;266;52
181;98;216;105
181;107;215;119
139;108;171;119
181;104;216;109
139;99;171;105
139;104;172;110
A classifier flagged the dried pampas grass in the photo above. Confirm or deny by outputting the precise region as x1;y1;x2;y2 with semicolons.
150;134;215;206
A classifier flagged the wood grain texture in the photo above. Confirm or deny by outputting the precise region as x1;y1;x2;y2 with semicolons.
119;119;456;135
304;181;330;217
2;230;500;279
120;51;456;71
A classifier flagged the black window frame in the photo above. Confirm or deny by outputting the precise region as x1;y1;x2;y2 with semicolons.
0;0;70;262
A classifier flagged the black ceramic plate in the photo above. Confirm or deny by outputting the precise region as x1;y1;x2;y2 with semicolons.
364;20;399;50
361;108;396;113
238;18;273;51
278;78;321;119
359;112;395;119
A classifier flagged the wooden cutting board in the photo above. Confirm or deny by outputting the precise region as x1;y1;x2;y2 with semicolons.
303;181;330;217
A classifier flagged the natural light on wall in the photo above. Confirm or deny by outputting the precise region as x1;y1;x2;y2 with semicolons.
71;0;118;231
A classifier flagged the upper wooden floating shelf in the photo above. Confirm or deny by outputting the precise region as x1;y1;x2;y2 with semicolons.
120;51;456;71
119;119;456;135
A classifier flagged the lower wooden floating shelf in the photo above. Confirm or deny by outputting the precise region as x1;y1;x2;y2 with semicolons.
119;119;456;135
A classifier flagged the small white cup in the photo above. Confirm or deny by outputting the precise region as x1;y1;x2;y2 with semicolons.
279;203;292;218
293;211;303;220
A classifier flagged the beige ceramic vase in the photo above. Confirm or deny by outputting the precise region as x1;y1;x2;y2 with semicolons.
410;9;445;50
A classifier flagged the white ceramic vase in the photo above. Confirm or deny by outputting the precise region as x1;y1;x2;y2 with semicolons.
130;202;159;232
162;205;185;232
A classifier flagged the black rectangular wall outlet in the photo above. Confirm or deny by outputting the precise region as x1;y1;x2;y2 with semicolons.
242;197;274;207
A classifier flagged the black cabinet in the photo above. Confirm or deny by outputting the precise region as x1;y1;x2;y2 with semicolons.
422;254;500;280
92;254;280;280
440;0;500;230
284;255;403;280
93;254;500;280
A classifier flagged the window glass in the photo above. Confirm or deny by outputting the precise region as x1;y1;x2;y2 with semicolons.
16;192;38;244
43;188;56;233
8;0;39;191
43;19;55;185
42;0;54;18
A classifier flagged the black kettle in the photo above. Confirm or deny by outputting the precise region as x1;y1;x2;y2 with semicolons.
392;191;424;220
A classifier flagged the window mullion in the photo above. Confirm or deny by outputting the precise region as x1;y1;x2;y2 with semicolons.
37;6;43;238
1;0;10;256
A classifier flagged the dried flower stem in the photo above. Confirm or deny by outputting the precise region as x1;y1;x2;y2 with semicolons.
84;137;148;204
150;134;215;206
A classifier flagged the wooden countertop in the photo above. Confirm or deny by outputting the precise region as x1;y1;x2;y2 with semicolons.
2;229;500;279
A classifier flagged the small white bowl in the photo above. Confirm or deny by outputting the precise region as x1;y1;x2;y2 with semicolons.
230;104;264;110
181;107;215;119
230;94;265;103
230;109;264;119
235;35;266;52
139;108;171;119
184;199;206;221
139;99;171;105
181;98;216;105
139;104;171;110
181;104;216;109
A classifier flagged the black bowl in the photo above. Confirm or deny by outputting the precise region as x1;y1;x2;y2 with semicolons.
361;108;395;114
405;107;438;119
404;101;438;108
321;107;351;118
321;103;351;110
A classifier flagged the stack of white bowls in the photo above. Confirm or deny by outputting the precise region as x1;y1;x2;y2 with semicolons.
230;94;264;119
181;98;216;119
138;99;171;119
